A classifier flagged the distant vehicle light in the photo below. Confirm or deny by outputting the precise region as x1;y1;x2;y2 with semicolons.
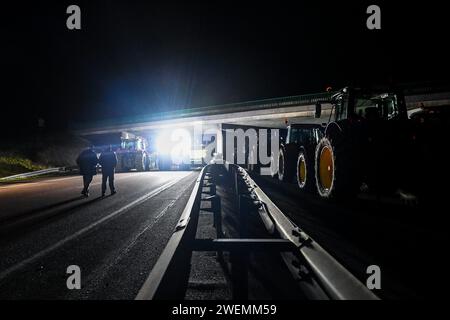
155;132;172;155
155;128;192;164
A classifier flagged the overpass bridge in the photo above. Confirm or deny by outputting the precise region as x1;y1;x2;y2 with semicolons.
74;86;450;139
73;86;450;166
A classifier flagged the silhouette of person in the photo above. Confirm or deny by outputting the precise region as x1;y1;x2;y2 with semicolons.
76;146;98;197
99;145;118;197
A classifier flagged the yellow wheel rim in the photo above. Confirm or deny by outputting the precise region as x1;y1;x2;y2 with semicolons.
298;157;306;187
319;146;333;190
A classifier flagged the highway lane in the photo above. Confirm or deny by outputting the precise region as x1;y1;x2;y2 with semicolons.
0;171;198;299
1;168;446;300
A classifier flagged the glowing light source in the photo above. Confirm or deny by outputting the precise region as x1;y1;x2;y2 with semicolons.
155;128;192;165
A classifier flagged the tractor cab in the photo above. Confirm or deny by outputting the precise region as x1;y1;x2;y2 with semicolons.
313;86;411;199
120;137;146;152
316;87;408;125
115;134;153;172
285;124;324;148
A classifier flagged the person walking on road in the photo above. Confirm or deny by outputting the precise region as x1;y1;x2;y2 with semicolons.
99;145;118;197
76;146;99;197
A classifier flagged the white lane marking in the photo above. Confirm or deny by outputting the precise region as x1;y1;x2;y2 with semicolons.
115;178;193;255
155;200;177;220
0;174;189;282
87;201;177;283
68;179;195;296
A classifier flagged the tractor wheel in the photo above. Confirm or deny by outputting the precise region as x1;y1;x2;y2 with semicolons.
278;148;293;182
314;137;359;199
117;162;128;172
115;156;123;173
135;154;145;172
296;150;314;192
143;155;151;171
270;154;278;178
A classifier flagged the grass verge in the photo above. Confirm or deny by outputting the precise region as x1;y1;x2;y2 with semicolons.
0;154;46;179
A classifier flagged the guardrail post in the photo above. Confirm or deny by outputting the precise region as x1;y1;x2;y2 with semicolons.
234;166;239;199
212;195;224;262
228;165;249;299
238;194;248;237
230;248;248;300
213;195;223;238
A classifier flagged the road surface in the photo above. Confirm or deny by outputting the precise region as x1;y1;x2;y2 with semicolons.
0;171;198;299
251;174;449;299
1;168;448;300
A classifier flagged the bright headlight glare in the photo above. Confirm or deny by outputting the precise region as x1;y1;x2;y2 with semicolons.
155;133;172;155
155;128;192;161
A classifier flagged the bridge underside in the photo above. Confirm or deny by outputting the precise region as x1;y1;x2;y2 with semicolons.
74;91;450;139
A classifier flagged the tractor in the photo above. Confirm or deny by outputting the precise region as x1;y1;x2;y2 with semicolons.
115;135;154;172
313;86;417;199
276;124;324;193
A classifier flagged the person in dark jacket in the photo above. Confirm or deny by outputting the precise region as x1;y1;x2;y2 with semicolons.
99;145;118;197
76;146;99;197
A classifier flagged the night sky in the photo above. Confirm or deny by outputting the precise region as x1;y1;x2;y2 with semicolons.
3;1;449;132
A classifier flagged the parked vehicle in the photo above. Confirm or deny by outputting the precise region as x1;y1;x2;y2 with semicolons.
277;124;324;193
313;86;413;199
116;135;153;172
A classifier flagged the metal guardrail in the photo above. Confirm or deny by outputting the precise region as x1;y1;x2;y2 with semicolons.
0;167;65;181
136;163;378;300
229;164;378;300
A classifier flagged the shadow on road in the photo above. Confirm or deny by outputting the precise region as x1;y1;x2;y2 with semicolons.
0;196;105;238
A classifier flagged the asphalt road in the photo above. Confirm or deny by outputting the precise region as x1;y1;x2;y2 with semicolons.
251;174;450;299
1;168;447;300
0;171;198;300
